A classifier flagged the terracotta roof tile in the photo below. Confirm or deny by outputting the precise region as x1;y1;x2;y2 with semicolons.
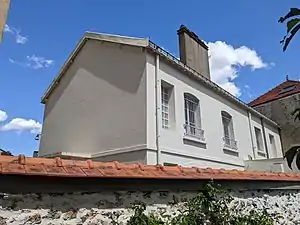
249;80;300;107
0;155;300;182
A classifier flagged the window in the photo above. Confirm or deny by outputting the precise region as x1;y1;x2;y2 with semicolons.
221;111;237;150
161;86;170;129
269;134;277;157
163;162;178;166
255;127;264;152
278;85;296;95
184;93;204;140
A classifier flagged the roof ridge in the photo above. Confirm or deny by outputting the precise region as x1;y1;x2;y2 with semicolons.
0;155;299;182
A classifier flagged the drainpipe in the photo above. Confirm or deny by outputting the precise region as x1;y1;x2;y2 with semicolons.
155;54;161;165
260;118;270;159
247;111;256;159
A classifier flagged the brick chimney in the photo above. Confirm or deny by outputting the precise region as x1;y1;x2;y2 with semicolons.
177;25;210;80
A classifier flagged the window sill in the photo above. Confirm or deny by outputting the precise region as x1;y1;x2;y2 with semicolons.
183;135;206;145
223;147;239;156
257;151;266;157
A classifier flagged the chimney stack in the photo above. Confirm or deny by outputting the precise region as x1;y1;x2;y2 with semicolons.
177;25;210;80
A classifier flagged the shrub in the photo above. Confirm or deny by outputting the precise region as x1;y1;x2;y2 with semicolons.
127;182;274;225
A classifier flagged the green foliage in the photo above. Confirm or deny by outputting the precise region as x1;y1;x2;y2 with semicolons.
170;182;233;225
284;144;300;170
279;8;300;51
127;182;274;225
230;210;274;225
279;8;300;169
127;202;164;225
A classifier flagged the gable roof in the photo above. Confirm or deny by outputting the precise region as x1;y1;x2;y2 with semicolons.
41;32;279;128
249;80;300;107
0;154;300;182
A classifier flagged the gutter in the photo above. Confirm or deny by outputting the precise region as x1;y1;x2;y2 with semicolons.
155;54;161;165
147;41;279;128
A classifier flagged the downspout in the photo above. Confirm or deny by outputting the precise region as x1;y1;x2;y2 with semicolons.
260;118;270;159
155;53;161;165
247;111;256;159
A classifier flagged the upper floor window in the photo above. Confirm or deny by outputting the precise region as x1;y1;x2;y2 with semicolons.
255;127;264;152
221;111;237;150
269;134;277;157
161;86;170;129
184;93;204;140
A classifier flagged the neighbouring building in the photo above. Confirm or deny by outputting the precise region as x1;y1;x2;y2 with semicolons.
0;148;12;156
0;0;10;43
38;25;283;170
249;79;300;153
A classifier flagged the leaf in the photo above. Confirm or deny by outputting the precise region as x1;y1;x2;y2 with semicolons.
278;8;300;23
284;145;300;170
296;150;300;170
287;18;300;33
282;23;300;51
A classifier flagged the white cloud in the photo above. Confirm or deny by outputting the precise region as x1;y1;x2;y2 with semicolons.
4;24;28;44
0;110;8;122
4;24;13;33
15;33;28;44
1;118;42;134
26;55;54;69
9;55;54;69
208;41;268;97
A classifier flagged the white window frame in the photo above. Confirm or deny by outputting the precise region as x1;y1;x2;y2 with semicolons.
183;93;204;140
269;134;277;157
161;86;169;129
255;127;264;152
221;111;237;150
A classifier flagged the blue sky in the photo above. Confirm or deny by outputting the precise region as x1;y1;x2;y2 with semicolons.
0;0;299;156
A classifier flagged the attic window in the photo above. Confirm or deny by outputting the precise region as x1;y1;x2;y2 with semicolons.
278;85;296;95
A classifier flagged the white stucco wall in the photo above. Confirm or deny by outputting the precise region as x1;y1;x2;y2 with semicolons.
39;40;148;158
146;52;282;168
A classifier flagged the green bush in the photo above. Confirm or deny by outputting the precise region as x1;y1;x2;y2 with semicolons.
127;182;274;225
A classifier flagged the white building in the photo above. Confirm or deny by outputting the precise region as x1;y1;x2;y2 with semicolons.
38;25;283;170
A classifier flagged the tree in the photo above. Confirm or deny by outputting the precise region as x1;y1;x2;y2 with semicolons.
279;9;300;122
279;8;300;169
278;8;300;51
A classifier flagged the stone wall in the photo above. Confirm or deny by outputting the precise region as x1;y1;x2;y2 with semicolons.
0;189;299;225
254;93;300;153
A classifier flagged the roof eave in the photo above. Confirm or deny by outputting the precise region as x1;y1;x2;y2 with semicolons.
147;41;279;128
41;32;149;104
41;36;87;104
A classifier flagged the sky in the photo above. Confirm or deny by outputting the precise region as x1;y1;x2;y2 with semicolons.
0;0;299;156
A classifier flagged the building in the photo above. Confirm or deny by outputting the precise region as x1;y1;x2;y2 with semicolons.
0;0;10;43
249;79;300;153
38;25;283;170
0;148;12;156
